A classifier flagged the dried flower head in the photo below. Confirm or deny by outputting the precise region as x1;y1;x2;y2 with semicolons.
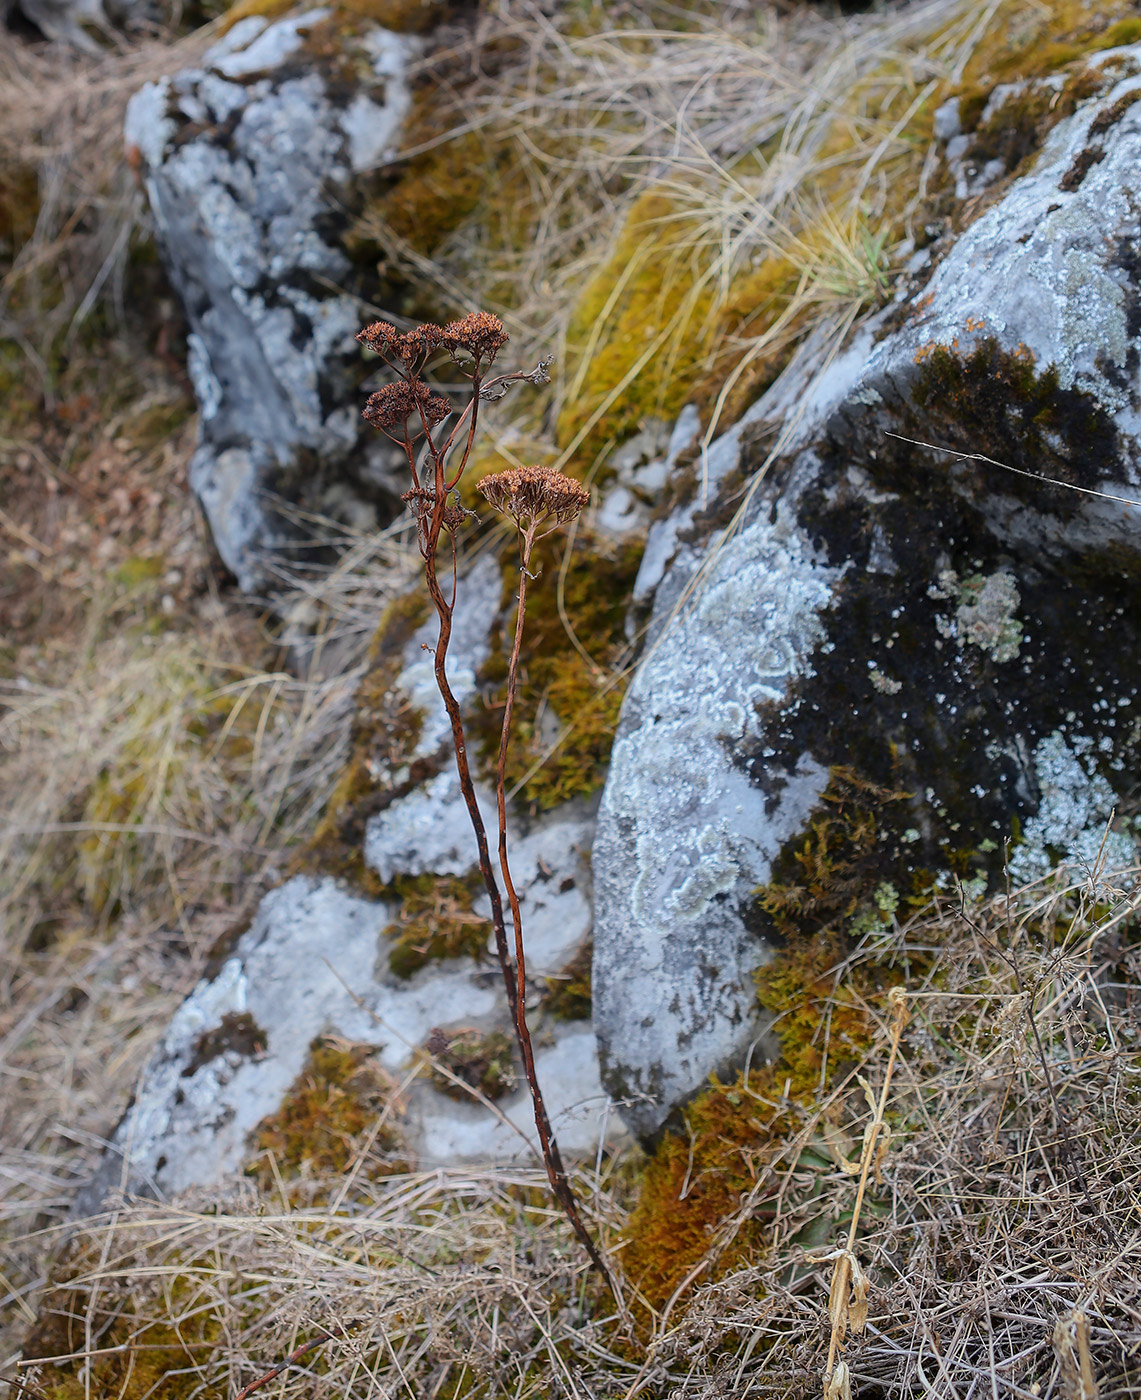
477;465;590;530
402;487;474;533
358;320;444;368
363;380;451;431
441;311;509;366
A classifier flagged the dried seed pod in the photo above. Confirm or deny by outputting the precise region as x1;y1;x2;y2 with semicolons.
477;465;590;530
440;311;509;365
363;380;451;431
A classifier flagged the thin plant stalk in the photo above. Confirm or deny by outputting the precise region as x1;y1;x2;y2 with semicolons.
356;316;613;1296
495;518;617;1293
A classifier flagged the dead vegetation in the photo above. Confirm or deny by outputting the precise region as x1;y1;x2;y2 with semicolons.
5;0;1141;1393
9;872;1141;1398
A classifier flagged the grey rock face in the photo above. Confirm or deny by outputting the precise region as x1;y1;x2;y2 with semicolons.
594;46;1141;1139
78;552;625;1208
4;0;133;51
125;12;415;592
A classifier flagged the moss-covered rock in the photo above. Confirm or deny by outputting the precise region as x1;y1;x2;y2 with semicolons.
247;1034;407;1188
592;45;1141;1141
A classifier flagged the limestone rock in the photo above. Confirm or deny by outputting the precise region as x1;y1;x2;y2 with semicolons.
76;553;625;1209
125;11;416;592
594;44;1141;1138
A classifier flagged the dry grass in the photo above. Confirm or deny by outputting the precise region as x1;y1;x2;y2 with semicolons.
7;872;1140;1397
361;0;997;469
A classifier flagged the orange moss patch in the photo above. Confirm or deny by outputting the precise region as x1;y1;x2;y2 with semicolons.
246;1035;407;1189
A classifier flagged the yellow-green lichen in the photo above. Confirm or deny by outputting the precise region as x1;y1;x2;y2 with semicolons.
246;1035;406;1189
381;870;489;977
475;531;643;810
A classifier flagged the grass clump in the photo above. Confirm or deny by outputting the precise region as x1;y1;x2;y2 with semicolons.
247;1035;407;1190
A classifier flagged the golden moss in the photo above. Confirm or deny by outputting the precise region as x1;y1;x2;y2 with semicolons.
300;589;430;897
219;0;446;35
543;938;592;1021
475;531;643;809
23;1253;226;1400
246;1035;406;1189
382;870;489;977
622;770;919;1309
557;192;716;464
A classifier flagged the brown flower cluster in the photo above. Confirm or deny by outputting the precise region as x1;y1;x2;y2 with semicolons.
363;379;451;431
477;465;590;529
440;311;509;365
401;487;473;533
357;312;509;371
357;319;442;367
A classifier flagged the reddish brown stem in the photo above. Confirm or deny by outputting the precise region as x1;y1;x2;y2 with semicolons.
234;1327;347;1400
492;526;618;1299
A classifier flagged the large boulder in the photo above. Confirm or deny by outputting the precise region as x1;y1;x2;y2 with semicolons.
125;10;416;592
76;552;628;1212
593;41;1141;1138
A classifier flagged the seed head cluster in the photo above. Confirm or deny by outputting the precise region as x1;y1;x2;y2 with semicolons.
440;311;509;365
477;465;590;528
363;379;451;431
357;319;443;367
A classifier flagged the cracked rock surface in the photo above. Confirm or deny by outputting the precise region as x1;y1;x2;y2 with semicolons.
593;46;1141;1139
125;10;415;591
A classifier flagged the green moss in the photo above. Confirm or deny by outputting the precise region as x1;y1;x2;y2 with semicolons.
113;553;165;589
543;939;593;1020
23;1254;226;1400
910;337;1118;504
474;531;643;809
425;1026;516;1100
381;870;489;977
756;767;915;944
246;1035;406;1188
300;589;430;897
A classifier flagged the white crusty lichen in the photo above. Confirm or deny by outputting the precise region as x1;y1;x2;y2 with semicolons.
931;567;1023;663
1009;731;1135;883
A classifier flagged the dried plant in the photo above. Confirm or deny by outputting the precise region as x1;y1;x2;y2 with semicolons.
357;311;615;1298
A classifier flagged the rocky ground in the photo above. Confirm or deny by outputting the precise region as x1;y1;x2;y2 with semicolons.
3;0;1141;1396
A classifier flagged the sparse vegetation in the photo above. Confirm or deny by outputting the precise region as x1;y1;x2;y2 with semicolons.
6;1;1141;1397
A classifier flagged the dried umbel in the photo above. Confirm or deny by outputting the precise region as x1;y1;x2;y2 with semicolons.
363;380;451;433
477;465;590;534
440;310;510;366
357;319;443;370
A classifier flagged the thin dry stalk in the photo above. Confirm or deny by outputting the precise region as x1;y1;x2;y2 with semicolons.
358;316;615;1297
815;987;909;1393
